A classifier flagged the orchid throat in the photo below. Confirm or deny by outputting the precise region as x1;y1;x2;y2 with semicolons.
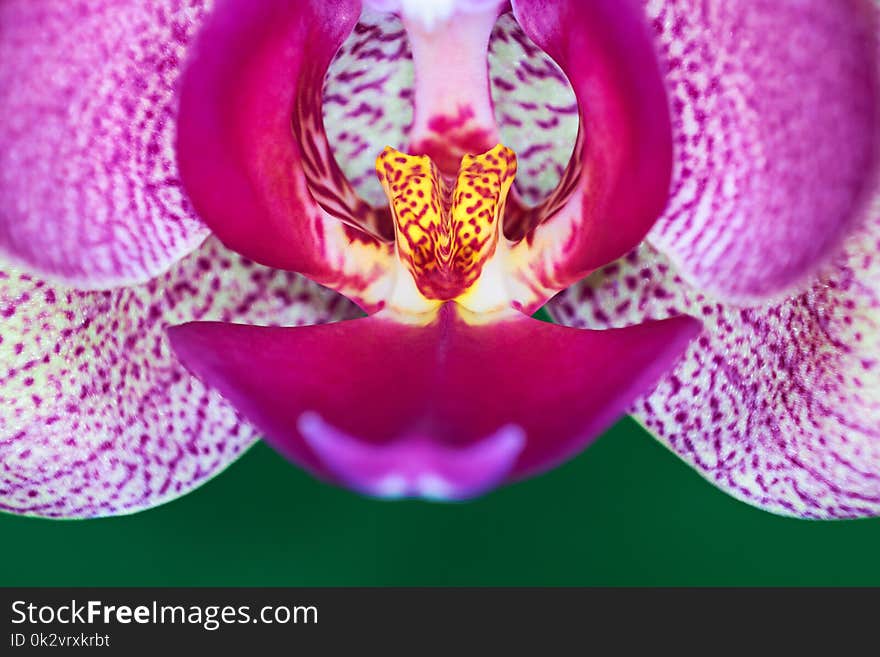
377;144;517;321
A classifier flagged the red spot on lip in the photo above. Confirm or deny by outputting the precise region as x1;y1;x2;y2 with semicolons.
410;106;497;174
426;106;476;133
411;129;496;174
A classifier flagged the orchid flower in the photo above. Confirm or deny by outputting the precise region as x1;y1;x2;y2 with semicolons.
0;0;877;519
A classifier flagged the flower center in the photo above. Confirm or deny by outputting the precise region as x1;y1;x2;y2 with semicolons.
376;144;516;314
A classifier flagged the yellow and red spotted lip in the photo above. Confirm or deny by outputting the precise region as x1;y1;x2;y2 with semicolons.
377;144;516;312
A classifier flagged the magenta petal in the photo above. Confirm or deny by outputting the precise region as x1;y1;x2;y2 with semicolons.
176;0;394;310
505;0;673;308
169;306;699;500
0;237;357;518
0;1;212;287
645;0;880;301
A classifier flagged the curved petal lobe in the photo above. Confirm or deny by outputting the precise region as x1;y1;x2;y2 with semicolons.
0;238;357;518
506;0;673;312
0;0;213;287
360;0;671;311
645;0;880;301
169;305;699;500
550;202;880;518
176;0;395;311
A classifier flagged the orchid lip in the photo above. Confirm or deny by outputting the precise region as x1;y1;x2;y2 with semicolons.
167;305;701;505
299;411;526;501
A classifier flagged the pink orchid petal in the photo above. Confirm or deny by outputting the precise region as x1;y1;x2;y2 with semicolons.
169;305;699;500
0;0;213;287
505;0;673;311
644;0;879;301
0;237;357;518
550;201;880;519
176;0;395;311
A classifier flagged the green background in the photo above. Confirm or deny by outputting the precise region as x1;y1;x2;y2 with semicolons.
2;417;880;586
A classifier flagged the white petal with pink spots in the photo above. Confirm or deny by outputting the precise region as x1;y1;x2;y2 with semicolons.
0;237;357;518
551;206;880;518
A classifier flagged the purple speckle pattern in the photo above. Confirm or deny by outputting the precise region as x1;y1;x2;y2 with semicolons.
0;0;214;287
488;13;578;206
0;237;357;518
643;0;878;301
323;9;415;208
550;203;880;519
322;9;577;208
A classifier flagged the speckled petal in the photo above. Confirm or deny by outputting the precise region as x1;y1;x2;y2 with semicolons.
488;14;578;208
549;202;880;519
0;0;214;287
644;0;879;301
170;304;699;500
0;238;357;519
323;9;416;208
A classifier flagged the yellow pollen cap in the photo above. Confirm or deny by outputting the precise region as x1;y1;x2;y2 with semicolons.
376;144;517;301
